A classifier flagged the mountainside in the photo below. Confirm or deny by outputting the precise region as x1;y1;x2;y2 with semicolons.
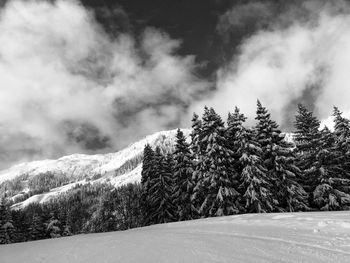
0;129;293;209
0;129;190;209
1;211;349;263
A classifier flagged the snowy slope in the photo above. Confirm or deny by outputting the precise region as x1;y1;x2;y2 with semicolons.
0;129;190;183
10;180;87;209
0;211;350;263
0;129;190;208
1;130;292;209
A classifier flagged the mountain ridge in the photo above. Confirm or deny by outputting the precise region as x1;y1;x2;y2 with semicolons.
0;129;191;209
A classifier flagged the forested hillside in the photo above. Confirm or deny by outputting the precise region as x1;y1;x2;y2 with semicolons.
1;101;350;244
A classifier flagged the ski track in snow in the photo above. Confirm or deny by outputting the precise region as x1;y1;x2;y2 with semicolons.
0;211;350;263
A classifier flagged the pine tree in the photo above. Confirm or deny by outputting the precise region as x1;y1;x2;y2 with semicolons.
273;144;310;212
62;211;72;237
195;107;240;217
294;104;322;194
311;108;350;210
333;107;350;175
189;113;203;218
0;199;17;244
173;129;195;221
140;144;155;226
165;153;177;216
226;107;247;175
87;192;117;233
255;101;308;212
233;108;274;213
0;198;6;244
12;210;28;242
29;213;45;241
149;147;176;224
312;127;350;210
293;105;350;210
46;213;61;238
190;113;202;160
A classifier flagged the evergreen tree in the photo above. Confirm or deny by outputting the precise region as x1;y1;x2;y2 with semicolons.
0;198;6;244
226;107;247;175
149;147;176;224
12;210;28;242
62;211;72;237
195;107;240;217
86;191;119;233
311;109;350;210
0;200;16;244
29;213;45;241
255;100;280;169
190;113;203;218
0;199;17;244
173;129;195;221
294;104;322;194
112;184;143;230
140;144;155;226
190;113;202;159
333;107;350;175
234;108;274;213
255;101;308;211
312;127;350;210
46;213;61;238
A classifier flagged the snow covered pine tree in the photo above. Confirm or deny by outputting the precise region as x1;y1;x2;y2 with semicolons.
255;100;308;212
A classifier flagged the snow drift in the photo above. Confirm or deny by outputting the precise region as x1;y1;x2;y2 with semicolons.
0;211;349;263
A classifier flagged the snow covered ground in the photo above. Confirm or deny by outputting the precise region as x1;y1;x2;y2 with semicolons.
1;211;350;263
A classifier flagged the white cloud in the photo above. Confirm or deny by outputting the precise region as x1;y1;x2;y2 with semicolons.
0;0;209;168
191;0;350;128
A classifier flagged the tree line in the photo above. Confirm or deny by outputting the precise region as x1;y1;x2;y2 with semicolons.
0;182;143;244
1;100;350;244
140;101;350;225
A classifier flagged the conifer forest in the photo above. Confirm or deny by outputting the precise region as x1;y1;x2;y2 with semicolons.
1;101;350;244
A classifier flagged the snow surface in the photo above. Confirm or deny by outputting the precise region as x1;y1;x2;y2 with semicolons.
1;211;350;263
11;180;87;210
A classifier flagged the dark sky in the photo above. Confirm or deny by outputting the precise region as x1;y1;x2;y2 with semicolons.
81;0;246;79
80;0;308;79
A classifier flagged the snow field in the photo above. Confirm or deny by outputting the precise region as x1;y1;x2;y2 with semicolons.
0;211;349;263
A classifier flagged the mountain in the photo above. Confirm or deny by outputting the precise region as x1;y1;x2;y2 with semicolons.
0;129;190;209
1;211;349;263
0;129;293;209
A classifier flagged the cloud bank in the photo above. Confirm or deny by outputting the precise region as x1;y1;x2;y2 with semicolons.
192;0;350;129
0;0;209;168
3;0;350;169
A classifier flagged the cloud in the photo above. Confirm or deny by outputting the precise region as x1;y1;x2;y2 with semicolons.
0;0;209;169
191;0;350;129
217;2;274;36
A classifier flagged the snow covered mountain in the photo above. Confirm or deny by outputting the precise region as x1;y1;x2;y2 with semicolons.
1;211;349;263
0;129;293;209
0;129;190;209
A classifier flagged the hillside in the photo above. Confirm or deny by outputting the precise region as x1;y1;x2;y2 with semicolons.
0;129;292;209
0;211;349;263
0;129;190;209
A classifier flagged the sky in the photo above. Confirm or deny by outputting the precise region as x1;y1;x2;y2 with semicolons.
1;0;350;169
